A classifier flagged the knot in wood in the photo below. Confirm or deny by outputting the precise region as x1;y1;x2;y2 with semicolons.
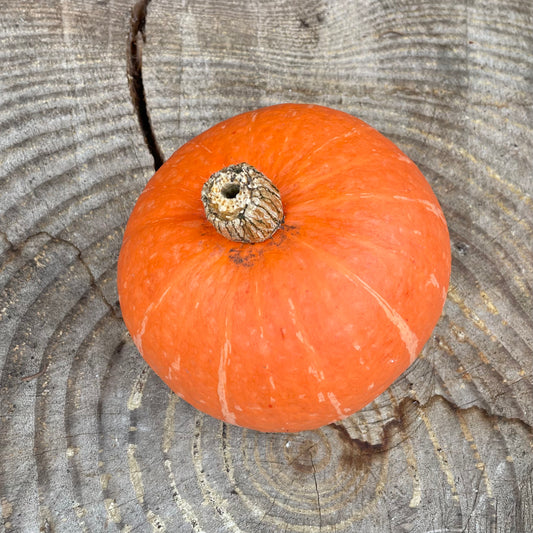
201;162;283;243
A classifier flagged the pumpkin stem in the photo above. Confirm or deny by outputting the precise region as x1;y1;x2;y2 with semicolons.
201;163;284;243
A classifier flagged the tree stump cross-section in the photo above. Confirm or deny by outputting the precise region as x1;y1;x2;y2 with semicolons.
1;1;532;531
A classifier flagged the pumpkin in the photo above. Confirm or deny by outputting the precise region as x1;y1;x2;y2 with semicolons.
117;103;451;433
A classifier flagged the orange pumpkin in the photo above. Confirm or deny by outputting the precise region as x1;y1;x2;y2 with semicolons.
117;104;451;432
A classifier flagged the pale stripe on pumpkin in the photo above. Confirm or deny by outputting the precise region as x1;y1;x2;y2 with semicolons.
392;195;447;226
218;333;236;425
327;392;344;417
133;302;153;354
299;240;420;363
347;271;419;363
133;286;172;354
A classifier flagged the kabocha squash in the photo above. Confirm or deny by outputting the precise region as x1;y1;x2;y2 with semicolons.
117;104;451;433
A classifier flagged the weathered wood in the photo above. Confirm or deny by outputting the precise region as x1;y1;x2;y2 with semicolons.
1;1;532;532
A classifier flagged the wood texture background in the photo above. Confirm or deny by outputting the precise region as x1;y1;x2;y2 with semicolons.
1;1;532;531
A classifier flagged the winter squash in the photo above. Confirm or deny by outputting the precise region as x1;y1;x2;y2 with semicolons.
117;103;451;433
118;104;451;432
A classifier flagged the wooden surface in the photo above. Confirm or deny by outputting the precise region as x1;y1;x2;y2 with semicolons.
1;1;532;531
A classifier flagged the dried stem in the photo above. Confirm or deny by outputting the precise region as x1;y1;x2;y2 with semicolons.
201;163;283;243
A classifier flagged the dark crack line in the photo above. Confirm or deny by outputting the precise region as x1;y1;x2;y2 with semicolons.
330;393;533;455
461;472;486;533
0;229;15;252
20;364;48;382
6;230;119;319
127;0;165;171
310;453;323;531
48;232;118;318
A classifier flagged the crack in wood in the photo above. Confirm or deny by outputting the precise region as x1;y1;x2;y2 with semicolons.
331;393;533;455
460;473;486;533
127;0;165;171
39;518;52;533
310;453;323;531
20;365;48;382
0;229;16;252
2;230;118;318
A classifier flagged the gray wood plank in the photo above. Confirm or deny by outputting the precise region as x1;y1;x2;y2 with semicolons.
1;1;532;532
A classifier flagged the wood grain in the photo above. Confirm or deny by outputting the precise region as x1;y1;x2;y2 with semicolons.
1;0;532;531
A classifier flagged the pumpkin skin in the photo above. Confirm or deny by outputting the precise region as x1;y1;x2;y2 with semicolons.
117;103;451;433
